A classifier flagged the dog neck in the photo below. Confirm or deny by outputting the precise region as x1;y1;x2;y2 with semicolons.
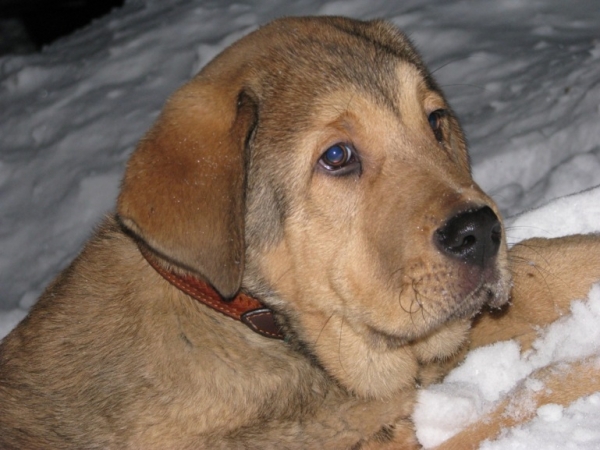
138;243;285;340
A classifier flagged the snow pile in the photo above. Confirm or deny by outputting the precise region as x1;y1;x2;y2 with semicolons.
505;186;600;245
1;0;600;447
415;278;600;448
480;393;600;450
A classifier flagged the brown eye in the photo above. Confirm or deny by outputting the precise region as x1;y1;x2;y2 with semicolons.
428;109;446;143
318;143;361;175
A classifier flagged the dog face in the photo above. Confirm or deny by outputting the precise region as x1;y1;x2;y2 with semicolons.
118;17;510;398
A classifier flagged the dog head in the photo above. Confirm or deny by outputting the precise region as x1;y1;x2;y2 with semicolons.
118;17;510;398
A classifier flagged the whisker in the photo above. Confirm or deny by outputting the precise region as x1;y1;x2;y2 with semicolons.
439;83;485;92
337;315;349;378
314;311;335;348
508;247;556;303
429;57;465;76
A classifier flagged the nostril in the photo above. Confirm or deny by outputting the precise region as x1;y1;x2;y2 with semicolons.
435;206;501;267
452;234;476;254
491;222;502;245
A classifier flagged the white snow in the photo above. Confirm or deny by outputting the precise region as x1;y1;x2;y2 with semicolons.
480;394;600;450
505;186;600;245
1;0;600;447
414;282;600;448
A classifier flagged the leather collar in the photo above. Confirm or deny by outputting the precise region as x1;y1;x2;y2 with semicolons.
138;243;284;340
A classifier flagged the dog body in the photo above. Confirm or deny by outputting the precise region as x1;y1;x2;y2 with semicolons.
0;16;598;449
0;218;415;448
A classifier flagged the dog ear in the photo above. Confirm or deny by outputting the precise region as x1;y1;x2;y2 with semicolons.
117;80;257;299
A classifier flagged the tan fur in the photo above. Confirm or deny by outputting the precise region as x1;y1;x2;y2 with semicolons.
472;235;600;350
0;16;598;449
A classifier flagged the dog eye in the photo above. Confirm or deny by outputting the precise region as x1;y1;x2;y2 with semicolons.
318;144;360;175
428;109;446;143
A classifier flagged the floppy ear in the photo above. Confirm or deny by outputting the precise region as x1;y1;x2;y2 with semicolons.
117;80;257;299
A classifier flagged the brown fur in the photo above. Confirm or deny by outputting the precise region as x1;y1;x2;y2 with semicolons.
0;16;598;449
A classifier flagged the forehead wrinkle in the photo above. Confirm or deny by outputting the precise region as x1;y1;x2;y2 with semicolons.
312;89;384;130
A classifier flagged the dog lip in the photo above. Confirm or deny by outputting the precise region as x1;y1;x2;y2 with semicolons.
448;275;509;321
452;260;509;306
450;286;494;320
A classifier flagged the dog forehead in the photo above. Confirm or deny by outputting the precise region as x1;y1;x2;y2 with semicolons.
259;22;448;119
198;17;435;106
254;18;432;98
258;16;425;68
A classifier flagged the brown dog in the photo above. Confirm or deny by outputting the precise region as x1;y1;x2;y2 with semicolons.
0;16;598;449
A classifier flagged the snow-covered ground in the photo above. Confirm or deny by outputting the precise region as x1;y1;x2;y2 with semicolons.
1;0;599;447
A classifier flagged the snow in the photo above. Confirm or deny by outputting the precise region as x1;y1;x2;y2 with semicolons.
505;186;600;245
480;394;600;450
414;283;600;448
1;0;599;447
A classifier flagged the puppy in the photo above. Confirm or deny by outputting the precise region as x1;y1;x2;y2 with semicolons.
0;16;598;449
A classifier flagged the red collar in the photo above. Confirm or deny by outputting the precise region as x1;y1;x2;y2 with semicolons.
138;244;284;340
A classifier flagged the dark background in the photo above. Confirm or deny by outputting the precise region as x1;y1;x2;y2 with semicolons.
0;0;124;55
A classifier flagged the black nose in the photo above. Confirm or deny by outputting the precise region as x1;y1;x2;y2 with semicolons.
435;206;502;267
